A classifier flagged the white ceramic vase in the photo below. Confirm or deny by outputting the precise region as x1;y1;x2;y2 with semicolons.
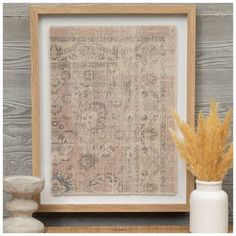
190;180;228;233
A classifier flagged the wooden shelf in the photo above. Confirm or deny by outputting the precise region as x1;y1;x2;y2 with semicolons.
46;225;233;233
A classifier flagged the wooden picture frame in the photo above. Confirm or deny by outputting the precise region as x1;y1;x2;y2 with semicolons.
30;4;196;212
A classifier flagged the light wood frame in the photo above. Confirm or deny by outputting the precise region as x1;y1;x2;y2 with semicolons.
30;4;196;213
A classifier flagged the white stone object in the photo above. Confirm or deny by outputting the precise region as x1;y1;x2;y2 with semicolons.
190;180;228;233
3;176;45;233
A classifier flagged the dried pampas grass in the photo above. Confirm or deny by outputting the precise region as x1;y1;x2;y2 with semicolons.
170;102;233;181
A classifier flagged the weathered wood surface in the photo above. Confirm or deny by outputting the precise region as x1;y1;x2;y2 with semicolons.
3;15;233;43
3;3;233;224
3;3;233;17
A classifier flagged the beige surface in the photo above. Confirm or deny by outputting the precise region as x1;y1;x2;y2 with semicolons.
50;25;177;196
45;225;233;233
4;176;44;195
3;176;45;233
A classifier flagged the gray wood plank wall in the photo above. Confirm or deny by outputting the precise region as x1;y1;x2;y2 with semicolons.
3;3;233;226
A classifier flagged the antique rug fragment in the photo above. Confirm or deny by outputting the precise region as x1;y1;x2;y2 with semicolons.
50;25;177;195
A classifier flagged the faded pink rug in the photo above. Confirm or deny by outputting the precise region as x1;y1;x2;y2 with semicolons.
50;25;177;196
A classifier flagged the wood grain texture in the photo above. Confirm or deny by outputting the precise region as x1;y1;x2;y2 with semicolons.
45;225;233;233
45;225;192;233
196;70;233;103
30;4;196;15
3;3;233;16
186;6;196;208
3;15;233;43
37;204;189;213
3;2;233;223
3;42;30;70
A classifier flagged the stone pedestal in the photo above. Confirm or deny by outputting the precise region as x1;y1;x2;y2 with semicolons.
3;176;45;233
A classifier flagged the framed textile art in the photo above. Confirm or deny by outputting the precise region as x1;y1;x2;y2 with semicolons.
30;4;196;212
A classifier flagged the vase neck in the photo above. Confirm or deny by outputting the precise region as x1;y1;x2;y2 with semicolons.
196;180;222;191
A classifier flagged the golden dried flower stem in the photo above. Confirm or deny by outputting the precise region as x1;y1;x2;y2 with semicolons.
170;102;233;181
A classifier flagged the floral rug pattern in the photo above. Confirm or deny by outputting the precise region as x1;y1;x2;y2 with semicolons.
50;25;177;195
